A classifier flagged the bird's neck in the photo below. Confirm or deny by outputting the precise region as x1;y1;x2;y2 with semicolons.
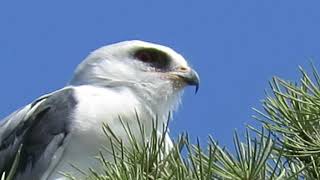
129;84;182;124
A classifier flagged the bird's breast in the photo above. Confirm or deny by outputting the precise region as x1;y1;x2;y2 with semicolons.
73;85;141;133
50;85;146;179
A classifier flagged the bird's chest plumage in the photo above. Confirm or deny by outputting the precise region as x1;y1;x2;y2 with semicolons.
49;85;146;179
72;85;142;136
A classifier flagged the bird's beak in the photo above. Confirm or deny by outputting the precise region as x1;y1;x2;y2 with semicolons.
171;68;200;94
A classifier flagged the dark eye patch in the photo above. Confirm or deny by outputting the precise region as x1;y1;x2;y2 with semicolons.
134;48;170;70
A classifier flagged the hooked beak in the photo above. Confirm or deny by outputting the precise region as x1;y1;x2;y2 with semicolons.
171;68;200;94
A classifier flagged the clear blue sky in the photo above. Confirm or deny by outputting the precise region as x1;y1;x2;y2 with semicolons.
0;1;319;148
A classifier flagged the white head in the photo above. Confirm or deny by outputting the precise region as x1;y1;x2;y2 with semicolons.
69;40;199;115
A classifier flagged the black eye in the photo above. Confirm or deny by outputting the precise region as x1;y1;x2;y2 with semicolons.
135;50;153;63
134;48;170;70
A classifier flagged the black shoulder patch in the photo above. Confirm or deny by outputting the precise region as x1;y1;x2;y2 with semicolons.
0;88;78;180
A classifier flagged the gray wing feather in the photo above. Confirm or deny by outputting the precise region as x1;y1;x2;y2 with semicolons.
0;87;77;180
0;100;46;175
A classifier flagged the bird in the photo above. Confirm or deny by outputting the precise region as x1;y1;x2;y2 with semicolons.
0;40;200;180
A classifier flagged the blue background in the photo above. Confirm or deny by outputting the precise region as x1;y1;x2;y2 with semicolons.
0;1;319;148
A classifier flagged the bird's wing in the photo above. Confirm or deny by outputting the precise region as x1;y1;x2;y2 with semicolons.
0;87;77;180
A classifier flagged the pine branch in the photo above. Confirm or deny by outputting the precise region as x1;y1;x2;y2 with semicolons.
3;65;320;179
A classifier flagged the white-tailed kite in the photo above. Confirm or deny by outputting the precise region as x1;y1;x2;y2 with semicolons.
0;40;199;180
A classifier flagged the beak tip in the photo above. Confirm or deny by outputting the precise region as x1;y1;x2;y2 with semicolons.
185;69;200;94
195;84;199;94
174;68;200;93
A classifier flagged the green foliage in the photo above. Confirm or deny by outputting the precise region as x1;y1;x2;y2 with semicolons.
253;65;320;179
3;65;320;179
75;65;319;179
66;121;288;180
66;119;303;180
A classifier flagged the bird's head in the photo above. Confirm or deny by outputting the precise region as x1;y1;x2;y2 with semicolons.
70;40;199;111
